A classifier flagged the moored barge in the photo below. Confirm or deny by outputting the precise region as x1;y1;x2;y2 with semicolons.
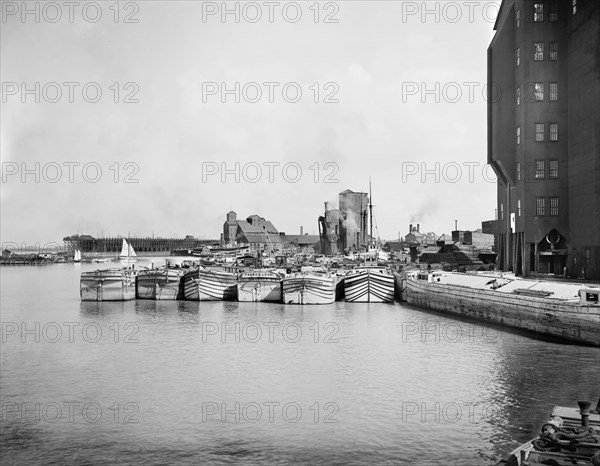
80;268;137;301
405;271;600;346
237;270;282;302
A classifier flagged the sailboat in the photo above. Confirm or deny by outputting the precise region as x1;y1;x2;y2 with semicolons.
119;239;138;263
344;180;395;303
73;250;82;262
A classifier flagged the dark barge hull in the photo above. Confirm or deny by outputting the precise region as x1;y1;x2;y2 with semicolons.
405;278;600;346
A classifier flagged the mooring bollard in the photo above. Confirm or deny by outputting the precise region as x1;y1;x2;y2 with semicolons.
577;400;591;427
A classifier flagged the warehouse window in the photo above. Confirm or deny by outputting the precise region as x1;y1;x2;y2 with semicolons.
535;123;545;142
534;82;544;101
516;162;521;181
534;42;544;61
516;9;521;27
518;199;521;216
549;4;558;21
550;197;559;216
573;0;577;15
516;126;521;145
535;160;545;178
550;123;558;141
516;48;520;66
549;160;559;178
516;86;521;105
534;4;544;22
536;197;545;216
549;42;558;60
550;82;558;101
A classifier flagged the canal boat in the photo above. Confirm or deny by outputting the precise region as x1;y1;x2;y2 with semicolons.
404;271;600;346
80;268;137;301
281;272;336;304
237;270;283;302
136;267;186;300
194;267;238;301
344;265;395;302
343;180;395;303
181;268;200;300
496;400;600;465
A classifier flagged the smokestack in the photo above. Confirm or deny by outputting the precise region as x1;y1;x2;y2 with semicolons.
409;224;413;233
300;226;303;235
417;224;420;232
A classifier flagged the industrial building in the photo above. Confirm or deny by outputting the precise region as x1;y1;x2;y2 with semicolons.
488;0;599;279
223;211;319;253
319;189;370;254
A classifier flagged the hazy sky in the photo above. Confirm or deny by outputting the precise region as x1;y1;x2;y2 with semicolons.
1;0;501;246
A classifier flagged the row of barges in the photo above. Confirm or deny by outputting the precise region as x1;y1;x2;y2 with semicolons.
80;265;396;304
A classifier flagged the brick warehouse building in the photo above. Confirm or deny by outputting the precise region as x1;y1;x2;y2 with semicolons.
488;0;599;279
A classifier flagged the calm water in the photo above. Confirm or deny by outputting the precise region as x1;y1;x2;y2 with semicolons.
1;260;599;465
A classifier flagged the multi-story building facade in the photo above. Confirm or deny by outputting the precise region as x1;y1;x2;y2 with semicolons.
488;0;599;279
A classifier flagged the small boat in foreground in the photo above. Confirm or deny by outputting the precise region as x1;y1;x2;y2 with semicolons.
344;265;395;302
281;273;336;304
80;268;137;301
136;267;185;300
237;270;282;302
496;400;600;465
194;268;238;301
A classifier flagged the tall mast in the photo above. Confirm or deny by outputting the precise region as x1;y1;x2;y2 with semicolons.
369;178;373;248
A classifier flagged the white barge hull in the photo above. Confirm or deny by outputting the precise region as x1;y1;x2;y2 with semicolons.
80;269;136;301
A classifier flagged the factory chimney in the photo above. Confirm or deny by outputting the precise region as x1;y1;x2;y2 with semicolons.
417;224;420;232
300;226;304;235
409;224;413;233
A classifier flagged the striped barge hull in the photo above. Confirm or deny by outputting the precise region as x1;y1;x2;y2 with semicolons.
282;275;336;305
405;277;600;346
182;269;200;300
136;269;185;300
194;268;238;301
344;267;395;303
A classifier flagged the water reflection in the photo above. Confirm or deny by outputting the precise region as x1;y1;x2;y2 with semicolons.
1;266;598;465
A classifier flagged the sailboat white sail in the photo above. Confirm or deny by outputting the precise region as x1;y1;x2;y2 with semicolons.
119;239;138;262
74;250;82;262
